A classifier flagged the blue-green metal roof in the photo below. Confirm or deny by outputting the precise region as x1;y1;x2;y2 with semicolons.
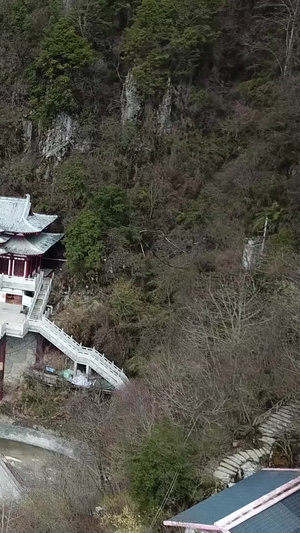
167;470;300;526
232;490;300;533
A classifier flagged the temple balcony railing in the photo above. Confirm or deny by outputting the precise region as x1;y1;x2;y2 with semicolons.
0;272;44;293
0;321;29;339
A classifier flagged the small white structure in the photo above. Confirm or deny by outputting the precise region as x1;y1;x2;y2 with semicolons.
242;238;262;271
243;216;268;271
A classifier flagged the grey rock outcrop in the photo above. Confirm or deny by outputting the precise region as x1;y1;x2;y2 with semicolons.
40;113;90;162
242;237;262;271
121;70;142;124
22;119;33;152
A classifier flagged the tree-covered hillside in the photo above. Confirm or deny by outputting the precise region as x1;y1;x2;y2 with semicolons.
3;0;300;531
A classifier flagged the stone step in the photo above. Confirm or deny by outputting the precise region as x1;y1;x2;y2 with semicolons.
230;453;249;464
270;413;292;425
214;469;231;482
217;464;237;475
260;436;276;445
216;466;236;478
246;449;263;461
254;445;270;457
270;410;292;421
276;405;291;413
268;415;291;427
219;463;237;474
265;414;289;425
286;403;300;413
221;459;240;470
259;427;281;438
237;451;252;461
259;425;277;436
226;455;244;467
260;421;285;433
278;405;299;415
259;422;280;433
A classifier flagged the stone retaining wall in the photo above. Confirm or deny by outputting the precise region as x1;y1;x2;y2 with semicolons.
0;424;79;459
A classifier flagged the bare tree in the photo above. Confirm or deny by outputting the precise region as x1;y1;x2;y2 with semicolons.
253;0;300;78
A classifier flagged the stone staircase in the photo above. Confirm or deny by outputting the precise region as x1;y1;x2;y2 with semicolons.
28;316;128;390
0;272;129;390
29;278;51;319
214;401;300;485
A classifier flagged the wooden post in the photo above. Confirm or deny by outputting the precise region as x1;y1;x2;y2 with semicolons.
0;337;6;401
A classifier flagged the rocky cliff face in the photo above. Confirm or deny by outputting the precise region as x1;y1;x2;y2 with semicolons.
121;71;173;131
22;119;33;152
121;71;142;124
39;114;89;162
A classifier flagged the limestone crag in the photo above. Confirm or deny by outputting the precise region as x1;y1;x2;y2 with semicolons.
22;119;33;152
40;113;90;162
121;71;142;124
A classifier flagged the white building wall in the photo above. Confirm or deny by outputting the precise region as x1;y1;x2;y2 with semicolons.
0;289;23;303
22;294;33;308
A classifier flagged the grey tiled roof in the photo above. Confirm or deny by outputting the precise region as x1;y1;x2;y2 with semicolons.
0;233;63;256
0;234;10;244
0;195;57;233
166;470;300;527
232;490;300;533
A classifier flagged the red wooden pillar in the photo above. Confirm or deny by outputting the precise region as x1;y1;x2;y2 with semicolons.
26;257;32;278
0;337;6;401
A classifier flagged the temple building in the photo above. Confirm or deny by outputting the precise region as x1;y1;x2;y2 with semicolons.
0;195;62;278
0;194;128;397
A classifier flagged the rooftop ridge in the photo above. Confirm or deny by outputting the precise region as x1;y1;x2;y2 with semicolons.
216;470;300;530
0;195;58;234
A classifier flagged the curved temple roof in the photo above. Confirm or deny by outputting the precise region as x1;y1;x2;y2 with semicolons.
0;233;63;256
0;195;57;234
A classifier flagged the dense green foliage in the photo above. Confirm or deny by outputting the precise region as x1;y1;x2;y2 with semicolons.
128;420;200;515
30;17;94;121
123;0;221;95
65;185;129;275
65;209;105;275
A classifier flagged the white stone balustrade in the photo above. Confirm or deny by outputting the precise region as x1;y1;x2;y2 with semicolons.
0;272;129;389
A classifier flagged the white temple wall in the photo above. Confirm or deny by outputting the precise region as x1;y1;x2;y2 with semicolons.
0;289;23;304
